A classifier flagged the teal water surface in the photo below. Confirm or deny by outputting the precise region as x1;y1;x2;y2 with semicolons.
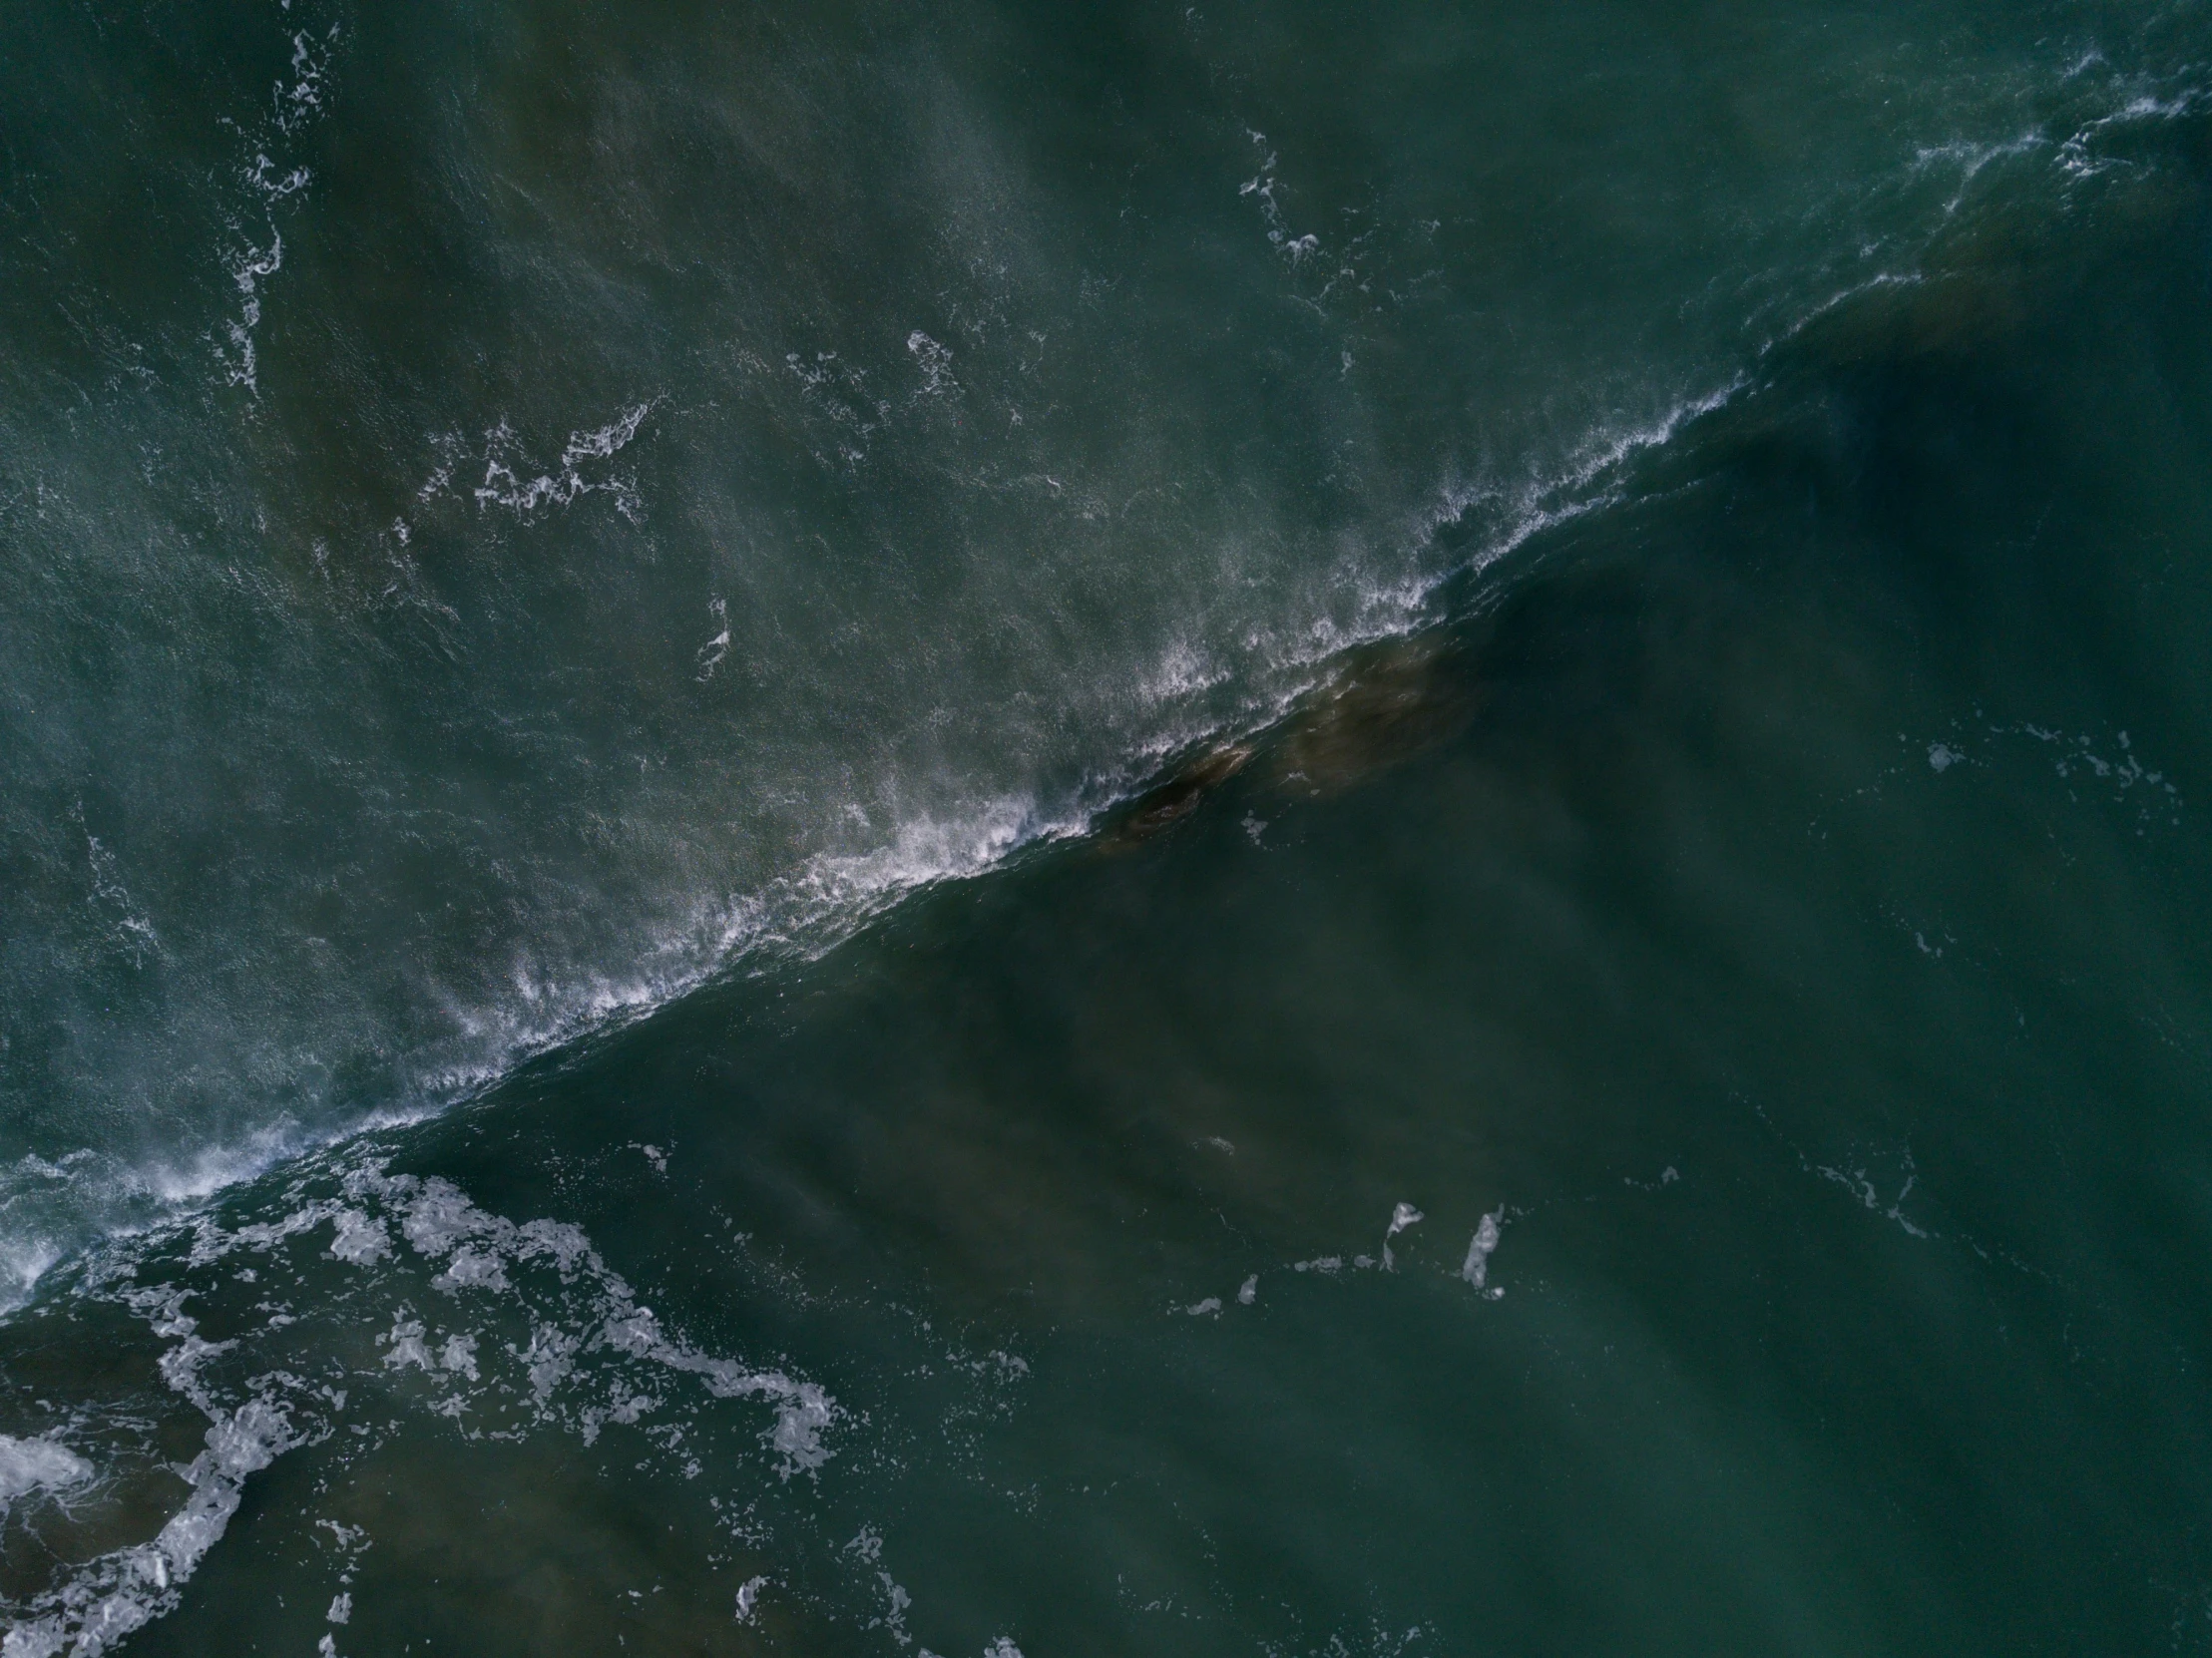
2;0;2211;1653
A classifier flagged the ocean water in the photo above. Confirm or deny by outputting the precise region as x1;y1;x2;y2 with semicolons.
3;0;2211;1651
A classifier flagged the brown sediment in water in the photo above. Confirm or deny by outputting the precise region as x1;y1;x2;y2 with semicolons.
1269;634;1481;795
1100;632;1481;849
1106;745;1254;845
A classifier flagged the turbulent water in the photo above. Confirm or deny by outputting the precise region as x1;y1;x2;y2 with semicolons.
3;0;2211;1652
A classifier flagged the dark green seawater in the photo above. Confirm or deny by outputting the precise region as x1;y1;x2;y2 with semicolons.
4;0;2212;1652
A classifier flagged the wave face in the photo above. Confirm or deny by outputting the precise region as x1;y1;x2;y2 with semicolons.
4;0;2212;1652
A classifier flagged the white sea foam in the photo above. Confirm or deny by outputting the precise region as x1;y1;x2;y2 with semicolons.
327;1208;391;1265
0;1237;66;1313
0;362;1691;1330
1462;1208;1506;1297
216;233;282;395
1814;1145;1931;1240
6;83;2090;1336
82;828;160;967
0;1399;305;1658
1415;373;1752;610
379;1315;433;1371
1137;639;1230;706
1;1155;838;1653
562;403;655;467
471;402;659;523
0;1119;415;1318
1382;1201;1424;1271
844;1526;919;1644
696;598;731;681
1239;130;1321;266
0;1436;93;1511
0;292;1778;1334
1912;131;2047;212
207;24;335;396
6;54;2200;1656
907;331;959;400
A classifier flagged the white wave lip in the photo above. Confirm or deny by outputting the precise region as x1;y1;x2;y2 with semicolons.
0;332;1767;1322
